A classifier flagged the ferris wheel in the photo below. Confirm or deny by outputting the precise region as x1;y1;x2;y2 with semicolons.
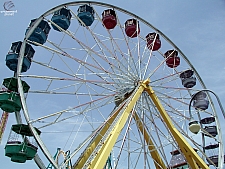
0;1;224;169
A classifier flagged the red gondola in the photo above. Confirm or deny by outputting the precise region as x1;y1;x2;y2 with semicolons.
146;33;161;51
102;9;117;29
125;19;140;38
164;50;180;68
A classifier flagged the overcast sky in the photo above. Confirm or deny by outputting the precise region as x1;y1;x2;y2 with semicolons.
0;0;225;168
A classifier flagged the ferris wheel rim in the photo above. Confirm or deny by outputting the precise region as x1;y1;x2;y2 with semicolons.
15;1;223;168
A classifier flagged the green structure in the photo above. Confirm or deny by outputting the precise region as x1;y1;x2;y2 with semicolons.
5;124;41;163
0;77;30;112
0;92;21;112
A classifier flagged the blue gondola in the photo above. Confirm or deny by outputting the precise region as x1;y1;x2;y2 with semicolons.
26;19;51;45
51;7;72;31
180;69;196;88
204;126;218;137
200;117;215;124
204;144;219;150
206;155;225;167
204;143;225;167
77;4;95;26
192;91;209;110
5;41;35;72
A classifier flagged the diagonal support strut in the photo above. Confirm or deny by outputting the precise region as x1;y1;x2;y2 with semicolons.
145;81;209;169
74;79;209;169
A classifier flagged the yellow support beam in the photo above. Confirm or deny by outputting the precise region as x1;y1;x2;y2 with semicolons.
74;78;209;168
87;80;148;169
0;111;9;143
133;112;167;169
73;104;124;169
145;82;209;169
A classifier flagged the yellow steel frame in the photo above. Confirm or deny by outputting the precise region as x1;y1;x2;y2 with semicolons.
133;112;166;169
73;104;124;169
0;111;9;143
73;79;209;169
145;82;209;169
